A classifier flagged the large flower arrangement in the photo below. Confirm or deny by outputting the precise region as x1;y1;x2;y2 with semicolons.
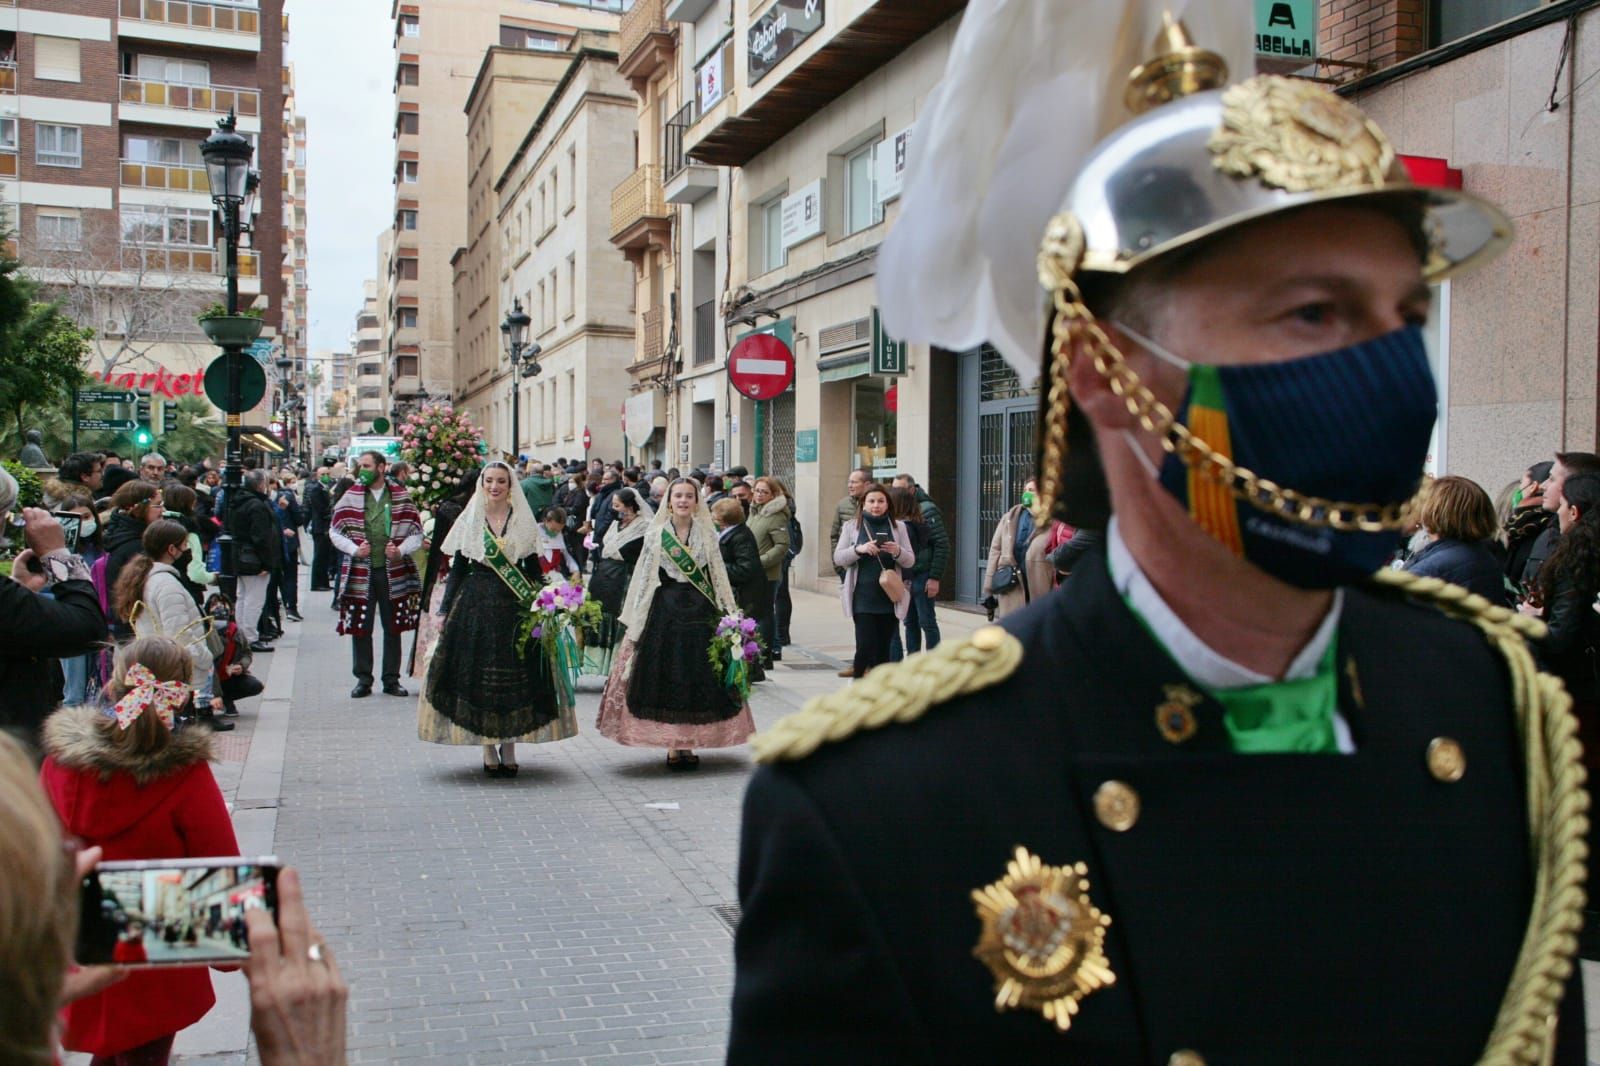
708;613;763;700
398;403;485;509
516;579;602;702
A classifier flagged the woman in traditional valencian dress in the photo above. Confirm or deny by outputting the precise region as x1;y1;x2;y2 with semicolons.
411;466;479;679
417;462;576;777
597;479;754;769
583;487;651;674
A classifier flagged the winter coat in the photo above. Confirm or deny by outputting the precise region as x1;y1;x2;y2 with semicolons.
1520;524;1560;589
1503;500;1553;586
520;474;557;518
0;573;106;752
40;706;238;1056
1403;537;1511;607
271;489;302;565
133;562;213;691
226;487;279;576
302;478;332;536
746;496;792;582
1535;566;1600;707
101;510;148;605
829;494;857;572
833;518;916;622
908;489;951;579
718;522;772;622
983;505;1054;619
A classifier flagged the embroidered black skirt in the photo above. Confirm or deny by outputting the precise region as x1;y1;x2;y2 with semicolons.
625;576;741;724
424;565;558;737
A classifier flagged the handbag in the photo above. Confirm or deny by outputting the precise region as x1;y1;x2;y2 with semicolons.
991;562;1020;595
879;562;907;603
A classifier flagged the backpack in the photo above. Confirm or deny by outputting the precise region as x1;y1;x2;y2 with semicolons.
787;512;803;558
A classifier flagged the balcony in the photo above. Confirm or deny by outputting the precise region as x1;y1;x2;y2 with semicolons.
117;0;262;51
119;243;258;278
617;0;672;96
0;61;14;93
120;158;209;193
689;0;967;167
663;99;717;204
634;305;664;372
609;164;671;267
119;76;261;130
0;150;15;179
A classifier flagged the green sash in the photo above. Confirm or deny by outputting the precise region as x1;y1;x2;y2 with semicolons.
482;526;536;607
662;527;720;609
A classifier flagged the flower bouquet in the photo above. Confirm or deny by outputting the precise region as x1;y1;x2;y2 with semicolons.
398;403;485;509
516;579;602;702
708;613;763;700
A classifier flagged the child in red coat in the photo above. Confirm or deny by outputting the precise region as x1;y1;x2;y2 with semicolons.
39;635;239;1066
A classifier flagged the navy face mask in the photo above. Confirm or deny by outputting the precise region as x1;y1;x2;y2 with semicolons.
1116;323;1436;589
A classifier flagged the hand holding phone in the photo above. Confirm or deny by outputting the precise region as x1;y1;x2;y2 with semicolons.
244;867;348;1066
77;857;280;968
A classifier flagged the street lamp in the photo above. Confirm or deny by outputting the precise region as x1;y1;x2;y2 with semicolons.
200;109;257;603
501;299;536;454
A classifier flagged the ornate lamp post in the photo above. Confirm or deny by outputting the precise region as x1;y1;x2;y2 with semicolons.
500;299;536;456
200;110;258;602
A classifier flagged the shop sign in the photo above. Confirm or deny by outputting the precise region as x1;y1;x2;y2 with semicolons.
748;0;824;86
871;308;906;376
780;180;823;249
876;126;912;205
698;43;725;112
795;428;818;463
1254;0;1315;58
97;367;208;399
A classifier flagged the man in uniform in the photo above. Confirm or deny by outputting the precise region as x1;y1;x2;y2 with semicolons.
729;10;1585;1065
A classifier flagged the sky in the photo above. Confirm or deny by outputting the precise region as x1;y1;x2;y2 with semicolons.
285;0;393;356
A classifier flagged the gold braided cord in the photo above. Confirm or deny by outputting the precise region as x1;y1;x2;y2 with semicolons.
1375;568;1588;1066
752;630;1025;764
1034;216;1424;535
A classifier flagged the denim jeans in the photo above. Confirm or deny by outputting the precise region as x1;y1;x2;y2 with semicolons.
902;574;941;654
61;652;90;705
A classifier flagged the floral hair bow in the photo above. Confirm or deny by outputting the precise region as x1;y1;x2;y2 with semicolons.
112;664;190;730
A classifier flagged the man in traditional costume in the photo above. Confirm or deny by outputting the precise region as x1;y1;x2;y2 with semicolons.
729;4;1586;1063
330;450;423;698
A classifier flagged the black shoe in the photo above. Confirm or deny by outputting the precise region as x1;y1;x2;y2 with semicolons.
286;610;303;622
351;683;372;698
382;683;409;697
249;641;275;653
202;715;236;732
221;705;240;717
309;584;330;591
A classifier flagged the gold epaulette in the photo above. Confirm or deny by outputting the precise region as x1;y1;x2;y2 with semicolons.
752;625;1024;764
1373;568;1587;1065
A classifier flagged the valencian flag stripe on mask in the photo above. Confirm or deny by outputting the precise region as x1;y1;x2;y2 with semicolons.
1183;363;1243;556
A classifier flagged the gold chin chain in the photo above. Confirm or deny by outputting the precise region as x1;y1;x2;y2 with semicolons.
1037;228;1423;535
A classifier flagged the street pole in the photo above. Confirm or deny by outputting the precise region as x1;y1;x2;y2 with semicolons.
510;350;520;459
217;196;243;603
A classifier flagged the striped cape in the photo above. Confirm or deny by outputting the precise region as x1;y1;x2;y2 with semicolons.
333;480;423;637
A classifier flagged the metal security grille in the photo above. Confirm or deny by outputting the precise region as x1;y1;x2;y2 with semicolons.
980;346;1029;401
766;390;795;485
974;344;1038;596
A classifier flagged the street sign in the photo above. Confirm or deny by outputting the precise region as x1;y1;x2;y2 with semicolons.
245;339;275;363
727;332;795;400
582;426;592;452
78;389;136;404
204;352;268;413
76;418;136;432
372;416;391;434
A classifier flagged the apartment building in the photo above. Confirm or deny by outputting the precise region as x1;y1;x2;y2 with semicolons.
353;277;386;429
477;41;636;460
383;0;622;418
0;0;287;422
279;56;306;378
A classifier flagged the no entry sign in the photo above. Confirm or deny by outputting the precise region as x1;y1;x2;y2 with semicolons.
727;333;795;400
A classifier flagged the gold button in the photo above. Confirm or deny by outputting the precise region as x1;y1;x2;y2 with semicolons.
971;625;1005;652
1093;780;1140;832
1427;737;1466;783
1168;1051;1206;1066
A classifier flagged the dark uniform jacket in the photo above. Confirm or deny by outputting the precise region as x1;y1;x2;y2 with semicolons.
730;549;1582;1065
718;523;770;623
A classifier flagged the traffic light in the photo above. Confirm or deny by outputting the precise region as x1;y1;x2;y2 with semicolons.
135;394;152;446
134;425;153;448
162;402;177;434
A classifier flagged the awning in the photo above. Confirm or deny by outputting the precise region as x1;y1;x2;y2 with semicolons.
817;351;869;383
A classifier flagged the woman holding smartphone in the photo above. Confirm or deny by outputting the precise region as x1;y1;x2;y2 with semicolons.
38;636;239;1065
833;482;916;678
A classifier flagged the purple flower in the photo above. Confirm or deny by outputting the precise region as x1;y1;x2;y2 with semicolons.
530;624;543;640
739;617;758;636
742;641;760;659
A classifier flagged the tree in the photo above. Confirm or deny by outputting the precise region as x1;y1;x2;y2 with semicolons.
324;394;343;418
157;395;226;465
0;245;92;458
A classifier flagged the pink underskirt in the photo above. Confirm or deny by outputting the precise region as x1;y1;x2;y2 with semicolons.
596;639;755;750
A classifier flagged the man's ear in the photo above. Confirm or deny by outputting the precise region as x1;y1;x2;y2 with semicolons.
1067;324;1138;433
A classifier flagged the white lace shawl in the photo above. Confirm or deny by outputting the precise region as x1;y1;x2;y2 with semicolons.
617;496;737;634
439;461;541;564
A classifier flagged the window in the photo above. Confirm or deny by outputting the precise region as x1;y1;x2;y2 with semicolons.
550;170;558;223
844;142;883;235
0;118;15;151
399;308;418;329
566;145;577;211
536;279;546;333
35;37;80;82
36;124;82;168
500;25;561;50
133;54;210;85
547;269;557;328
399;160;418;183
37;211;81;250
124;135;202;166
399;209;417;230
564;254;576;319
567;370;577;437
761;197;786;274
397;257;418;280
1430;0;1540;47
537;182;547;233
398;63;419;86
121;206;212;248
397;112;419;135
400;14;420;37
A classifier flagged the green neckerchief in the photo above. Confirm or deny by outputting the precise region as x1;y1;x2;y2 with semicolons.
481;525;536;607
661;526;719;609
1123;594;1341;754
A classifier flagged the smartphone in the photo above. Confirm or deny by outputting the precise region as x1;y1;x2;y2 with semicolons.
77;857;279;967
873;532;893;545
52;510;82;554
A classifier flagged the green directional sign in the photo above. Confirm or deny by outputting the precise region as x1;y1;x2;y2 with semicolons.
79;389;137;404
76;417;137;432
204;352;268;413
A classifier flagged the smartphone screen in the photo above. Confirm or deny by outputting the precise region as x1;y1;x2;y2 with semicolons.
51;510;82;553
77;857;279;967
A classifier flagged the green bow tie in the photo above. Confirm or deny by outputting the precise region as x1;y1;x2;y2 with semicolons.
1211;639;1341;754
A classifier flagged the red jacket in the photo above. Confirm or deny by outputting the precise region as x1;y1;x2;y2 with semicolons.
39;706;239;1057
